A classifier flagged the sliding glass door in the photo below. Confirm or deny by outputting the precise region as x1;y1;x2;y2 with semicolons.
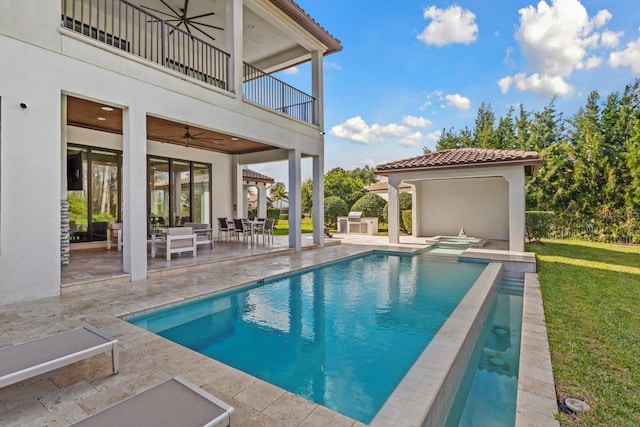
67;145;121;243
147;157;211;234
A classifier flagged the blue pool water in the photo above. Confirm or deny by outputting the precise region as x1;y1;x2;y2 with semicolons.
445;276;524;426
128;253;486;423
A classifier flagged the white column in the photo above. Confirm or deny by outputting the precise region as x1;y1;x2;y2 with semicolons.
256;183;267;218
312;155;324;246
60;95;68;195
388;178;400;244
412;183;420;237
233;160;244;217
311;50;324;128
122;106;147;279
288;149;302;251
226;0;243;98
506;169;526;252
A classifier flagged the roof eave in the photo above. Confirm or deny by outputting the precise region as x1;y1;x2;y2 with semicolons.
270;0;343;55
376;159;541;176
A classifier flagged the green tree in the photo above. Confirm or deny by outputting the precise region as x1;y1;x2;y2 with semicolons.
301;179;313;213
324;196;348;227
473;102;496;148
351;193;387;221
269;182;288;207
324;167;366;209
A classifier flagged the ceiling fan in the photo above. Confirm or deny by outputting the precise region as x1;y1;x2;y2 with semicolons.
181;126;223;147
141;0;223;42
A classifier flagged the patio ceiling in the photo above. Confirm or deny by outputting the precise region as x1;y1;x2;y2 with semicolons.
67;96;276;155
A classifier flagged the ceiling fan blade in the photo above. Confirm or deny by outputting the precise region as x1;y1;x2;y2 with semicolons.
140;5;176;18
191;21;224;31
159;0;181;18
189;23;217;42
187;12;216;20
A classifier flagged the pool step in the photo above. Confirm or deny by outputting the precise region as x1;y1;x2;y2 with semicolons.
499;280;524;296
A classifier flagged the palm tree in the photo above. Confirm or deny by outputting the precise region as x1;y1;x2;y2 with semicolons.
269;182;288;208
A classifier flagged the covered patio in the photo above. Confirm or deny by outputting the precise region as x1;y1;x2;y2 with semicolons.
63;234;340;293
376;148;540;252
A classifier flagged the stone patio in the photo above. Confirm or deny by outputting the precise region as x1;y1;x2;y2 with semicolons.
1;237;558;426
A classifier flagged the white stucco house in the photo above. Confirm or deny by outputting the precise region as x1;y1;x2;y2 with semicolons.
376;148;540;252
0;0;341;305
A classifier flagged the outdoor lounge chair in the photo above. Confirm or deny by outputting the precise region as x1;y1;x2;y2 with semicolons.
185;222;214;249
70;376;236;427
0;325;118;388
151;227;197;260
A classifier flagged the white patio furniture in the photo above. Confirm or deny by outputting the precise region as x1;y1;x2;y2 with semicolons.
70;376;235;427
106;223;123;251
151;227;197;261
0;325;118;389
184;222;214;249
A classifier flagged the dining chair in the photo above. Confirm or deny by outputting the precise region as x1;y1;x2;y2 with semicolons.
217;217;232;242
233;219;249;242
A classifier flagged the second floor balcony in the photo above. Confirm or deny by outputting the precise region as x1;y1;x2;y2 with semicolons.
60;0;341;125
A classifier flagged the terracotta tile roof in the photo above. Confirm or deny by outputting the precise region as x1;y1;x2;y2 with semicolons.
376;148;540;173
243;168;275;183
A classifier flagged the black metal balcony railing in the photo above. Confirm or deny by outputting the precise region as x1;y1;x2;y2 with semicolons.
62;0;230;89
243;63;316;124
61;0;317;124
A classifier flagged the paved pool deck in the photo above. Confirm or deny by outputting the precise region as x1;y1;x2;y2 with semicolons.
0;239;559;426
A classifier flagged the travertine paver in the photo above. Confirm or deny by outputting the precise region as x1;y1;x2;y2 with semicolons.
0;240;558;427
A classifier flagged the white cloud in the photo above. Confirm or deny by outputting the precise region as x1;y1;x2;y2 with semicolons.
601;30;623;48
330;117;411;144
609;38;640;73
497;73;573;97
592;9;612;28
417;5;478;47
402;115;432;128
444;93;472;111
584;55;602;69
499;0;614;97
398;132;424;147
327;61;343;71
282;66;299;75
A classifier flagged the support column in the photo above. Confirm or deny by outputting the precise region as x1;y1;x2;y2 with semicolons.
312;155;324;246
288;149;302;251
257;183;267;218
226;0;243;98
122;106;147;279
506;170;526;252
311;50;324;128
233;160;244;217
388;178;400;244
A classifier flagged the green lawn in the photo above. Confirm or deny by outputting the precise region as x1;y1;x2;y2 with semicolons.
527;240;640;426
272;218;314;236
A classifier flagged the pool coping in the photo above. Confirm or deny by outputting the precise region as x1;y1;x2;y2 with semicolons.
515;273;560;427
369;262;503;426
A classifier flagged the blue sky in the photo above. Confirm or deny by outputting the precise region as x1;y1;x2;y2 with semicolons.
251;0;640;187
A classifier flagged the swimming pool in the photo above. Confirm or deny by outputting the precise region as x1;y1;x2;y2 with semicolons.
444;276;524;426
127;252;486;423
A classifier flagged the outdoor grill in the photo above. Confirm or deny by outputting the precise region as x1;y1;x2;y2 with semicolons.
338;211;378;235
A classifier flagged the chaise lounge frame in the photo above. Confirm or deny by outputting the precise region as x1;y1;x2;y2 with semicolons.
70;376;236;427
0;325;119;388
